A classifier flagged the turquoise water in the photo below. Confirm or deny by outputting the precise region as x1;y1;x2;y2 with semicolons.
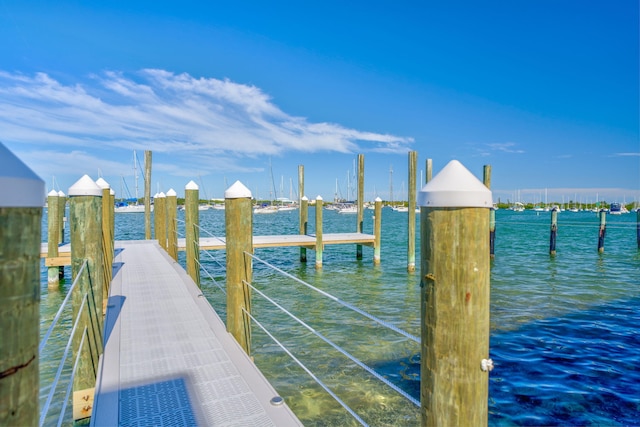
39;208;640;426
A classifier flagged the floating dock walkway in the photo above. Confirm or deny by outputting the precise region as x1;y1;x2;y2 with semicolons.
90;240;301;426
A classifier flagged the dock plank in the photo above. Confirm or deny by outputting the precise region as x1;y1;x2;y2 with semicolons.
91;240;300;426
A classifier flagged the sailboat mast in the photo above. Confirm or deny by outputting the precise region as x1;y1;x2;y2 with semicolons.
133;150;138;202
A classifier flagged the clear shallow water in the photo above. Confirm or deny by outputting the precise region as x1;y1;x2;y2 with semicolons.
39;208;640;426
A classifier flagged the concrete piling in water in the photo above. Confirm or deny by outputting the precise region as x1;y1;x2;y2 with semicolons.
47;189;61;288
408;151;417;272
598;209;607;253
68;174;105;422
418;160;492;427
166;189;178;261
315;196;324;269
0;144;44;426
185;181;200;286
550;207;559;256
373;197;382;265
300;196;308;262
224;181;253;354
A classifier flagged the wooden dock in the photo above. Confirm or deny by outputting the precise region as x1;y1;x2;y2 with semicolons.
42;232;376;265
91;240;301;426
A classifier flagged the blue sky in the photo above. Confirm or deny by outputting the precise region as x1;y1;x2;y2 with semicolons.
1;0;638;205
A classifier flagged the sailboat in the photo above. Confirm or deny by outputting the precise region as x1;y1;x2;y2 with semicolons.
254;159;279;214
115;150;152;213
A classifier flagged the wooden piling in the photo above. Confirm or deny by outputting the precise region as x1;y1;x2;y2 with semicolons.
166;189;178;261
96;178;113;301
408;151;417;272
549;207;558;256
483;165;495;259
0;144;43;426
418;160;492;427
224;181;253;354
156;192;167;251
357;154;364;260
425;158;433;183
315;196;323;269
47;190;61;288
185;181;200;286
68;175;104;419
144;150;152;240
637;209;640;249
374;197;382;265
300;196;308;262
598;209;607;253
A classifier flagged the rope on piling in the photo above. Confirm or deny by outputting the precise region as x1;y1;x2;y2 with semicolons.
243;279;420;408
242;308;370;427
246;252;420;344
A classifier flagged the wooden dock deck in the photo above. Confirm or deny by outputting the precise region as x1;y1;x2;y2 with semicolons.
42;232;376;265
90;240;301;426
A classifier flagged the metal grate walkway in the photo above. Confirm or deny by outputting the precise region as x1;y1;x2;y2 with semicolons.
91;240;301;426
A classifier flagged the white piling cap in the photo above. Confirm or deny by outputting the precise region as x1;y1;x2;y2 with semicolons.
316;195;323;201
157;192;166;198
418;160;492;208
224;180;252;199
166;188;177;197
68;175;103;197
95;177;110;189
185;180;199;191
58;190;66;197
48;189;59;197
301;196;308;201
375;197;382;202
110;188;115;195
0;143;45;207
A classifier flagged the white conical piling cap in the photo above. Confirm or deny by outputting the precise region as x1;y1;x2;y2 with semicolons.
0;143;45;207
157;192;166;198
110;188;115;196
68;175;103;197
316;195;323;201
375;197;382;202
418;160;492;208
185;180;199;191
58;190;66;197
166;188;177;197
48;189;59;197
95;177;110;189
301;196;308;201
224;180;252;199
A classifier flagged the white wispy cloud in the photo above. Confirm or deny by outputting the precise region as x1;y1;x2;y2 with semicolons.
0;69;413;166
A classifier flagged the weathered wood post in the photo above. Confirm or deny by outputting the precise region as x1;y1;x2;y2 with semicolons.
418;160;492;427
483;165;496;259
224;181;253;354
373;197;382;265
58;190;67;280
68;175;105;423
408;151;417;271
0;144;44;426
144;150;152;240
47;189;61;288
597;209;607;253
550;207;559;256
96;178;113;302
166;189;178;261
185;181;200;286
155;192;167;251
315;196;324;269
357;154;364;260
300;196;309;262
425;158;433;183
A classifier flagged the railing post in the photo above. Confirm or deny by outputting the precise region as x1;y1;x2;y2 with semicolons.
185;181;200;286
598;209;607;253
408;151;417;271
156;192;167;251
300;196;308;262
357;154;364;260
315;196;323;269
47;189;61;288
418;160;492;427
0;144;43;426
166;189;178;261
68;175;104;423
96;178;113;305
224;181;253;354
373;197;382;265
